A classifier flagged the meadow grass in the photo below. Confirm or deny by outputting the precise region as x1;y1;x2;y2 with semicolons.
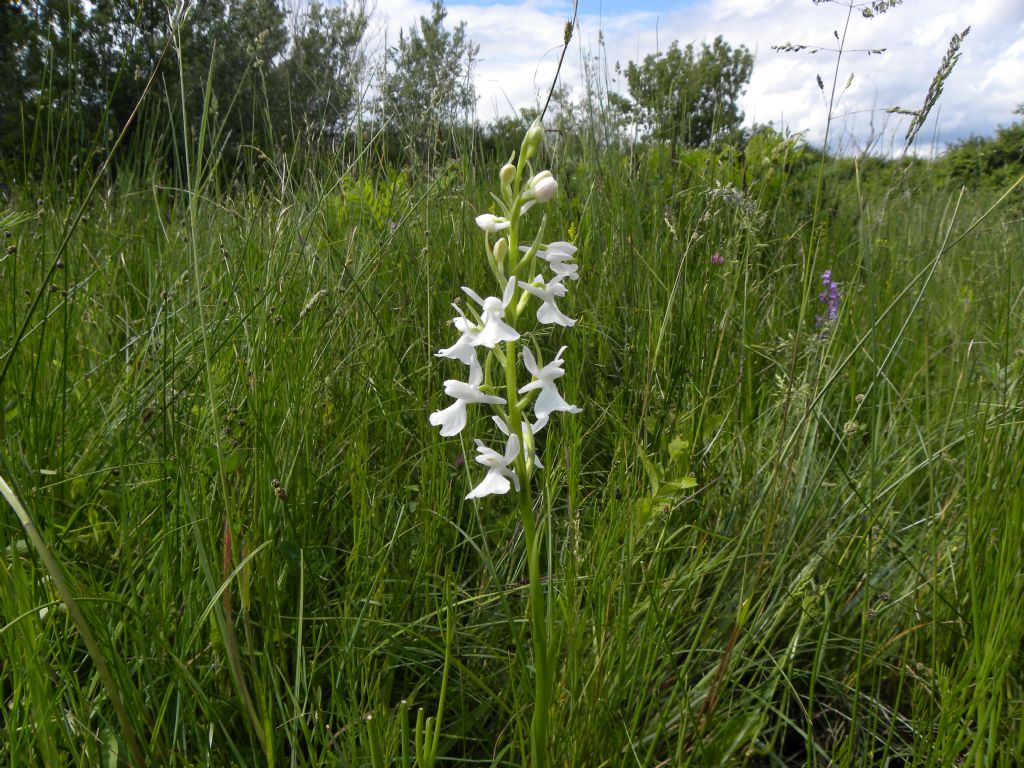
1;125;1023;766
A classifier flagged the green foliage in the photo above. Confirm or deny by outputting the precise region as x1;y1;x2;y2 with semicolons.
483;114;535;159
3;7;1024;764
0;0;87;164
207;0;290;141
79;0;181;133
281;1;369;142
331;168;410;230
379;0;478;162
0;0;369;171
941;112;1024;189
633;435;697;525
611;36;754;152
3;129;1023;765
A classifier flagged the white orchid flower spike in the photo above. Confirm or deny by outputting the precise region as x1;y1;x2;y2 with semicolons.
429;357;506;437
466;434;521;499
519;346;582;420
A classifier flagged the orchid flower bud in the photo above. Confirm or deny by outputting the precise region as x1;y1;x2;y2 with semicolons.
522;120;544;159
493;237;508;261
499;163;516;187
527;171;558;203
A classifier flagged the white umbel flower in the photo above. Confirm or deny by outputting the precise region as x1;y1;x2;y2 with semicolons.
519;346;582;420
466;435;521;499
429;357;506;437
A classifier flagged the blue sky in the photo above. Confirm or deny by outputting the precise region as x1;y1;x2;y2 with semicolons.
371;0;1024;153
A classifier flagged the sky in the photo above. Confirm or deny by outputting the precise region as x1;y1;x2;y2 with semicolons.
367;0;1024;154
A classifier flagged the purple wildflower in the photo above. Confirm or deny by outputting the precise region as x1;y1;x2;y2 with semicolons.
711;252;725;265
817;270;841;326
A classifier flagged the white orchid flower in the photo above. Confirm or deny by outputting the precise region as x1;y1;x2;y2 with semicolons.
475;213;511;233
463;277;519;348
519;346;582;420
466;434;521;499
492;414;549;469
518;274;576;327
540;241;579;280
429;357;506;437
435;303;480;366
520;240;579;281
545;241;575;255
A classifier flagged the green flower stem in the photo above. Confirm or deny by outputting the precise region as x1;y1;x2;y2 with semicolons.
500;221;552;768
520;487;552;768
503;337;551;768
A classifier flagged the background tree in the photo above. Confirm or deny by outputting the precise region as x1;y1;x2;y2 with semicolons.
280;0;369;145
611;36;753;155
940;105;1024;190
379;0;478;162
80;0;171;136
0;0;370;171
208;0;289;147
1;0;86;166
0;1;38;161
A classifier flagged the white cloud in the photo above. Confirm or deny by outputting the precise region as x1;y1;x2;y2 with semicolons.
370;0;1024;152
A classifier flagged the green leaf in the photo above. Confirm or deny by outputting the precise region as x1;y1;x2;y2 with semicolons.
633;496;659;522
668;435;690;464
102;729;120;768
639;452;664;496
221;449;244;474
98;488;121;510
0;210;36;230
660;477;697;495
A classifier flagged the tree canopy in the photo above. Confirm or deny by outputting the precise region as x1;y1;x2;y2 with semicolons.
0;2;777;175
612;36;754;152
0;0;369;169
379;0;479;161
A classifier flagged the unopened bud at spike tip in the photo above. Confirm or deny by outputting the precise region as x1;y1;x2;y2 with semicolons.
522;120;544;159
